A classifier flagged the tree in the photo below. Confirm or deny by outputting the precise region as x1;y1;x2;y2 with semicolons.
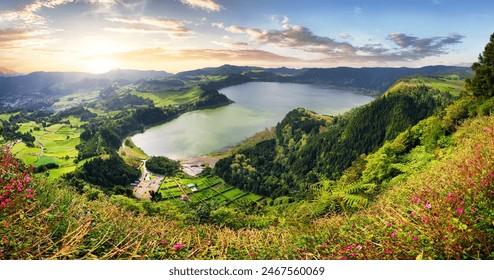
466;32;494;97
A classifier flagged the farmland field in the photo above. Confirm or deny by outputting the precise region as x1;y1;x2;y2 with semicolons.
10;118;87;178
156;175;262;207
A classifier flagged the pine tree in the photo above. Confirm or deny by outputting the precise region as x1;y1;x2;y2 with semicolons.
466;32;494;97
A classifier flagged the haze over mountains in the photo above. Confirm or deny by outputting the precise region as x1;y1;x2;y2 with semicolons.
0;64;471;97
0;67;17;76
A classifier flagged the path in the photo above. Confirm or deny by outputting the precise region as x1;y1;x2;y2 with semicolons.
133;160;165;199
36;140;44;158
180;156;221;177
173;178;189;200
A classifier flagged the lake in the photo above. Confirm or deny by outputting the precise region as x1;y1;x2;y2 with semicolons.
131;82;374;159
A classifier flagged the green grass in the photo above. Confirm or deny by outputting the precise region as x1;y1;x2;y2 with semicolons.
386;75;465;97
12;119;83;178
0;113;12;121
221;188;247;200
131;86;202;107
51;91;100;111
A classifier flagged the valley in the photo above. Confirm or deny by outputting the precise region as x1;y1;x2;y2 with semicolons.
1;60;494;260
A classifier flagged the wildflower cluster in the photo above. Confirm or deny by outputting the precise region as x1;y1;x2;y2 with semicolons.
1;148;35;212
1;147;36;257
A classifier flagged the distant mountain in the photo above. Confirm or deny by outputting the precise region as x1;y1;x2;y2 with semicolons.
99;69;172;82
290;66;473;93
0;67;18;76
175;64;264;79
0;69;172;97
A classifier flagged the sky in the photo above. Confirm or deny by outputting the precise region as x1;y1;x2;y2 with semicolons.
0;0;493;74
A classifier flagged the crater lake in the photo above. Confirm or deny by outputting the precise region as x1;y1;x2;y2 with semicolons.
131;82;374;159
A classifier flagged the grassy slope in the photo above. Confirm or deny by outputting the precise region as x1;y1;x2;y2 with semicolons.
384;75;465;97
2;76;493;259
131;86;202;107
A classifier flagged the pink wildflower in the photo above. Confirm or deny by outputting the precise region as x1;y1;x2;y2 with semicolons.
161;240;168;246
25;189;32;193
341;256;348;260
356;245;362;251
424;202;432;209
391;232;397;237
386;222;391;227
413;236;418;242
2;237;7;244
410;212;416;217
413;196;420;203
27;194;34;199
447;193;453;198
471;209;475;214
457;207;464;214
321;242;328;247
17;187;22;192
24;176;30;182
385;250;393;255
173;243;185;251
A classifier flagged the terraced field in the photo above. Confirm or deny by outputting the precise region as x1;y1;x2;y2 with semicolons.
157;175;263;206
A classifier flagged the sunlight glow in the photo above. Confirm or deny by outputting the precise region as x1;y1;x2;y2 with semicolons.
84;58;118;74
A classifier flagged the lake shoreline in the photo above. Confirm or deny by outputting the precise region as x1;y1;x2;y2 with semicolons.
131;82;374;160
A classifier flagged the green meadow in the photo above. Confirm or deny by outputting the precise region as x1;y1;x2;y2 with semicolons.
10;118;87;179
131;85;203;107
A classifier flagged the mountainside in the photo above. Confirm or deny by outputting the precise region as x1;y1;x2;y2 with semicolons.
290;65;472;94
215;79;454;198
175;65;472;95
0;69;171;97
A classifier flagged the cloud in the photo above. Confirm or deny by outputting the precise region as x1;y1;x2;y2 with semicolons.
339;32;354;40
211;40;250;48
217;23;357;58
179;0;223;12
0;0;122;25
106;47;300;63
105;16;193;38
0;27;53;48
269;15;289;25
214;21;465;63
386;33;465;59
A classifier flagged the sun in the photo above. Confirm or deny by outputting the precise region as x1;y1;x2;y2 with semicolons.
85;58;118;74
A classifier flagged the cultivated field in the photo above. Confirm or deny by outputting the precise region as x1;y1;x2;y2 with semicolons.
157;175;263;206
9;117;88;179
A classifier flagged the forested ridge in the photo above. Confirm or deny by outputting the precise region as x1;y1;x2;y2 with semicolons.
215;84;454;199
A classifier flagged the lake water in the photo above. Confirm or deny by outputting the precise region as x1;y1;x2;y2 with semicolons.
131;82;374;159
